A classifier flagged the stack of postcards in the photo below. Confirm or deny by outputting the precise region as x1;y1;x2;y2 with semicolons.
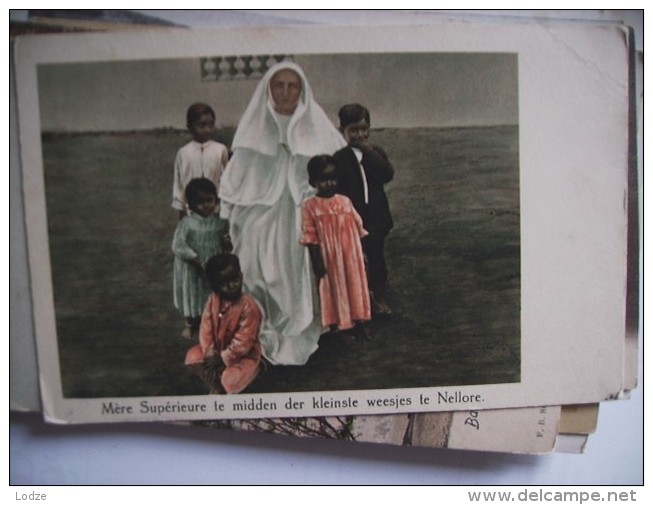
10;10;641;456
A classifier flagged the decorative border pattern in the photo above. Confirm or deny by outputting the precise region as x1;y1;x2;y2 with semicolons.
200;54;294;81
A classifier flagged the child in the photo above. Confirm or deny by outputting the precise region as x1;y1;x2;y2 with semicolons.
333;103;395;316
172;178;231;340
301;155;371;339
172;102;229;219
184;253;263;395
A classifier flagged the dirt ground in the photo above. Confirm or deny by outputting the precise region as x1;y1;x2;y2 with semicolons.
42;125;520;398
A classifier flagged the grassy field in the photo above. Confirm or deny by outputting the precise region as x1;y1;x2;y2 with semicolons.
42;125;520;398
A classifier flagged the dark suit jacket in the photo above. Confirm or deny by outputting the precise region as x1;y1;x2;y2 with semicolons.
333;145;394;236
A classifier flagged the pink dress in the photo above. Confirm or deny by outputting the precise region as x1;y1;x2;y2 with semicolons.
301;194;371;330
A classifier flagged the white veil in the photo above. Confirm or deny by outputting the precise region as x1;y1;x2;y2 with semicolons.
219;61;346;210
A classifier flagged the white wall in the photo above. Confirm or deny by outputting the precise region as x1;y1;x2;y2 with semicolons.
37;52;517;132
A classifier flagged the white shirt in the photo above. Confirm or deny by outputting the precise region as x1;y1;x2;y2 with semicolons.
352;147;369;204
172;139;229;211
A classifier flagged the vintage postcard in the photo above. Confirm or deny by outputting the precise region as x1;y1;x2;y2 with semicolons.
13;22;633;423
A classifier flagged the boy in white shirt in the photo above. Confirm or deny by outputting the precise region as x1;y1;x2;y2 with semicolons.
172;102;229;219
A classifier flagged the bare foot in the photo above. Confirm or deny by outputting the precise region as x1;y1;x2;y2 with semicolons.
377;300;393;316
181;325;193;340
371;292;393;316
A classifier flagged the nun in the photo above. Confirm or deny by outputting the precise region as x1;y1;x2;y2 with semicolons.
219;61;346;365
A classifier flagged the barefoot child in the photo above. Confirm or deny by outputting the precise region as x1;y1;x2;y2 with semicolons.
172;102;229;219
301;155;371;339
185;253;263;394
333;103;395;316
172;178;231;340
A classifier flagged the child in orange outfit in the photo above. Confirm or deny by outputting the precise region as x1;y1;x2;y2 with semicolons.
185;253;263;394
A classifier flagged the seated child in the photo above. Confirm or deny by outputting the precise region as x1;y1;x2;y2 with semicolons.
172;178;231;340
172;102;229;219
301;154;371;339
333;103;395;316
185;253;263;394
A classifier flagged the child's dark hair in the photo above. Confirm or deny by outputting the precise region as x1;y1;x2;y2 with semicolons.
338;103;370;128
307;155;337;186
184;178;218;209
205;253;241;292
186;102;215;126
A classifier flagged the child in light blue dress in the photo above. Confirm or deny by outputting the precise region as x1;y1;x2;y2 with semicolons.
172;178;231;339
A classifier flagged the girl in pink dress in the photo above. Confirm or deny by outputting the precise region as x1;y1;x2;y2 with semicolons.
301;155;372;339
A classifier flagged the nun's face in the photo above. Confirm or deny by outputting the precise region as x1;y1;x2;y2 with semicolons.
270;69;302;115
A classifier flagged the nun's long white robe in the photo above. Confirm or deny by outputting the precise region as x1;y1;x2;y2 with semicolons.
219;62;346;365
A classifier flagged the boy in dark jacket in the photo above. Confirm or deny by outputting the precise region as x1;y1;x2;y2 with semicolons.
333;103;394;316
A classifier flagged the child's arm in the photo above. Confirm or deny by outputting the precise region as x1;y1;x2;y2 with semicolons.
172;150;187;212
350;200;369;240
198;297;217;358
185;295;218;366
361;144;394;184
220;298;263;367
221;235;234;253
299;201;326;278
171;220;203;268
307;244;327;279
220;220;233;253
220;144;229;168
